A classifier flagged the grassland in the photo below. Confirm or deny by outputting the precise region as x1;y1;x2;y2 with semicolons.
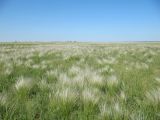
0;42;160;120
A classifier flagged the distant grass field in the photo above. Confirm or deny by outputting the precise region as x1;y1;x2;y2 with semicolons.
0;42;160;120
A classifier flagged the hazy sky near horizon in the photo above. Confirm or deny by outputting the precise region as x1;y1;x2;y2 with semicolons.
0;0;160;42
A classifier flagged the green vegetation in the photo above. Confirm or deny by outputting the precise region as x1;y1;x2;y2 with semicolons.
0;42;160;120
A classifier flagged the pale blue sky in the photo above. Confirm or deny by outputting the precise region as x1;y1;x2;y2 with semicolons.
0;0;160;42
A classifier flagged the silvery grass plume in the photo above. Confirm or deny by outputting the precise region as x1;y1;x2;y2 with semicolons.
107;75;119;86
40;60;48;69
46;70;57;77
69;65;81;75
89;72;104;85
99;65;115;73
72;73;85;87
97;57;117;65
146;58;153;63
146;88;160;104
99;103;111;117
58;71;85;88
32;64;40;69
59;73;71;85
155;77;160;83
0;93;7;105
55;88;77;102
141;63;149;69
24;59;33;67
113;102;122;114
38;79;51;90
99;102;123;118
80;67;104;86
129;62;149;70
81;88;100;104
68;66;104;86
25;53;34;59
120;91;126;101
15;59;23;66
4;68;12;75
149;50;156;56
15;76;33;90
130;111;146;120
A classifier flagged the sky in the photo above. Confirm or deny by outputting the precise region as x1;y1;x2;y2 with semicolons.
0;0;160;42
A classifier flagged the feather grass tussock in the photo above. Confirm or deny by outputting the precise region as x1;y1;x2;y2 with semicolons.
15;76;33;90
146;88;160;104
